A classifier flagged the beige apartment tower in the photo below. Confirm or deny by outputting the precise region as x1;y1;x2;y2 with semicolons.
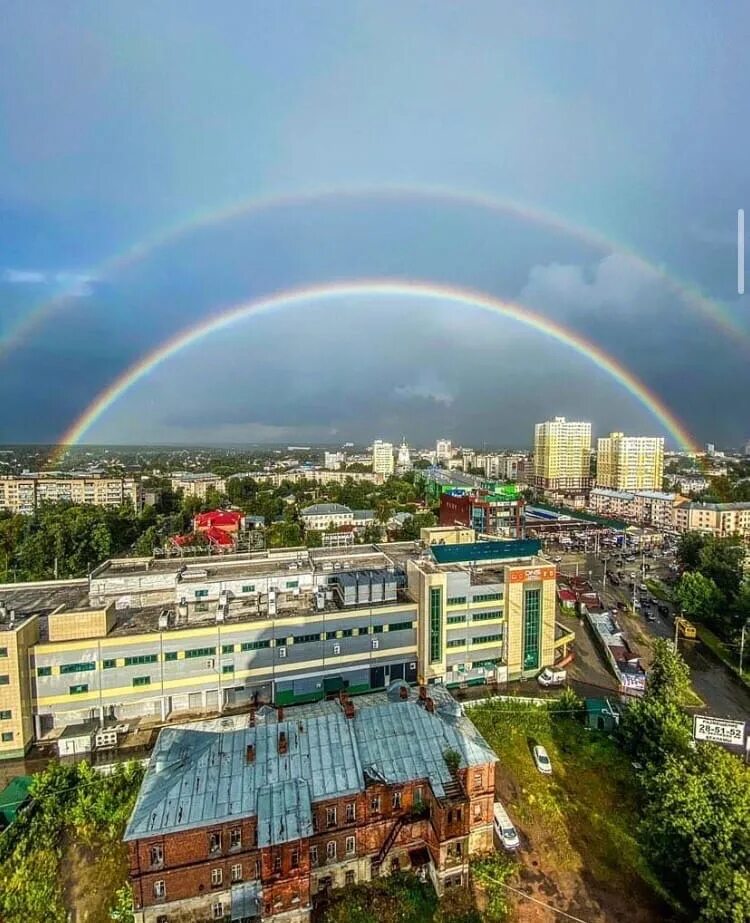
372;440;395;477
596;433;664;491
533;417;592;494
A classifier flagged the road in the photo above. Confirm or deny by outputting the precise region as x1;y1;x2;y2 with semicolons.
553;546;750;721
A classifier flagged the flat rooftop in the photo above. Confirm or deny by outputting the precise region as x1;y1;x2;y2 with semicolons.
0;581;89;630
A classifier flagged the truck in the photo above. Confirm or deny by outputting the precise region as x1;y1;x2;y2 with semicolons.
537;666;567;687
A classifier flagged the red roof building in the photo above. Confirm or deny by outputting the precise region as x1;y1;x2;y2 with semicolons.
193;509;244;534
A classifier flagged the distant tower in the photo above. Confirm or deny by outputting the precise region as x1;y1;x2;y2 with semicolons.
397;440;412;469
435;439;452;463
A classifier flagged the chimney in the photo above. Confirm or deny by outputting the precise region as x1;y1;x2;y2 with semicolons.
425;697;435;714
278;731;288;755
277;706;284;722
246;744;255;764
399;684;408;700
418;685;427;702
343;699;356;719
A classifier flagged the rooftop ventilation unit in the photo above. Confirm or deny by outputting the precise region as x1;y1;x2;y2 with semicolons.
157;611;169;630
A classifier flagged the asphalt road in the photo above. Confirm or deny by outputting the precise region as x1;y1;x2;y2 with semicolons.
553;546;750;720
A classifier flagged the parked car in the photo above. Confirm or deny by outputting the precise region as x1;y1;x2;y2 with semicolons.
493;801;520;850
537;667;567;687
646;612;657;622
533;745;552;774
658;603;670;615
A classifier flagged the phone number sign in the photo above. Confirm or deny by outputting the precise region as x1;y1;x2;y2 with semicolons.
692;715;746;746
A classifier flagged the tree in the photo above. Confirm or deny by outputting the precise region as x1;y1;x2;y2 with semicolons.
675;571;722;623
698;537;744;603
645;638;691;706
677;531;706;570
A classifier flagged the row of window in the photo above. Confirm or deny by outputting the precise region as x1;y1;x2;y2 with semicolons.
447;635;502;648
192;579;298;599
471;592;504;603
447;610;503;625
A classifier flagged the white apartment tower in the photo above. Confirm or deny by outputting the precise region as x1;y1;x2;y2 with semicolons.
533;417;592;494
596;433;664;491
435;439;452;463
372;440;395;477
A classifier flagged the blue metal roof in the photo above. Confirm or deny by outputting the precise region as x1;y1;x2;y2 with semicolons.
430;539;541;565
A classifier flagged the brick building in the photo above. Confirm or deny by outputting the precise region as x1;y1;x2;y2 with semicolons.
124;684;497;922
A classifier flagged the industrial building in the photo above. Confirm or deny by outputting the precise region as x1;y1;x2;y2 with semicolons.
124;684;497;922
0;537;571;761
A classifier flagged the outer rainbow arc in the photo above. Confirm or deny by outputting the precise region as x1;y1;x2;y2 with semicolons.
3;184;746;362
50;279;700;466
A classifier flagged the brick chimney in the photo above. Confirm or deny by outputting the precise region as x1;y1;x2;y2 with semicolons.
277;706;284;722
278;731;288;755
343;699;356;719
418;685;427;702
246;744;255;764
425;697;435;713
399;684;408;700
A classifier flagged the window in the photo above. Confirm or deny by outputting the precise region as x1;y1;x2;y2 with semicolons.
310;845;318;867
393;791;401;810
341;628;353;638
472;592;503;603
273;855;282;873
164;651;178;661
242;584;255;593
0;647;7;657
211;867;223;887
290;848;299;868
222;644;234;654
69;684;88;695
474;803;482;819
471;634;502;645
345;836;355;856
222;664;234;674
149;845;164;868
60;662;95;674
325;631;337;640
153;880;165;899
196;602;209;613
447;614;466;625
326;841;336;860
446;638;465;648
255;858;261;878
415;786;423;804
209;831;221;854
240;640;270;651
326;807;337;827
523;589;541;671
212;903;224;920
231;863;242;882
473;770;483;790
230;828;241;849
102;659;117;669
286;579;299;588
37;666;52;677
472;610;503;622
293;633;319;645
194;589;209;598
429;587;442;663
388;621;413;632
1;732;13;743
345;802;355;823
124;654;157;666
0;710;11;720
447;596;467;606
157;916;168;923
132;676;151;687
345;869;355;886
372;624;384;633
185;646;216;659
370;795;381;814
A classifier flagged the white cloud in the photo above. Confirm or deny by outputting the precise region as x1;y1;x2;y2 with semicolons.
3;269;47;284
394;374;454;406
520;252;661;313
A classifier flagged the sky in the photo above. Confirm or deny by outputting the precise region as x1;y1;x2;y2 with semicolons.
1;1;749;449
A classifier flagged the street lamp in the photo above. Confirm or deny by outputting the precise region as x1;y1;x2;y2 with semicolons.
740;620;749;676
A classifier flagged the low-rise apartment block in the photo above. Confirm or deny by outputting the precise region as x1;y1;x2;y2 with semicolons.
673;501;750;539
589;488;682;529
0;538;571;760
0;472;143;515
170;472;227;499
125;685;496;922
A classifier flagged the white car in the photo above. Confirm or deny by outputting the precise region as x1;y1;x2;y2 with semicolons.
537;667;566;687
533;745;552;774
493;801;520;850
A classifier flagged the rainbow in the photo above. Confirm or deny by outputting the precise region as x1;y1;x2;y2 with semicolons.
51;279;701;464
3;184;747;362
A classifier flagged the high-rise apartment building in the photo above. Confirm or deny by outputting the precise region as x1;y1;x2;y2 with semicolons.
371;441;394;477
323;452;345;470
595;433;664;491
533;418;592;495
435;439;452;463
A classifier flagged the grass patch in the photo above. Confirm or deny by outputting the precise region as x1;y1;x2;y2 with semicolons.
696;623;750;688
645;578;672;601
465;699;667;905
322;872;438;923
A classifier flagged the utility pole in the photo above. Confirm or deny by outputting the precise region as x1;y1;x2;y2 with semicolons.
674;614;680;650
740;620;749;676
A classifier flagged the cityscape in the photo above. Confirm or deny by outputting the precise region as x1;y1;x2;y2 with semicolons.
1;4;749;923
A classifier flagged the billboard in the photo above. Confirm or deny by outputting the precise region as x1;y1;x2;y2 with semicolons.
692;715;746;746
